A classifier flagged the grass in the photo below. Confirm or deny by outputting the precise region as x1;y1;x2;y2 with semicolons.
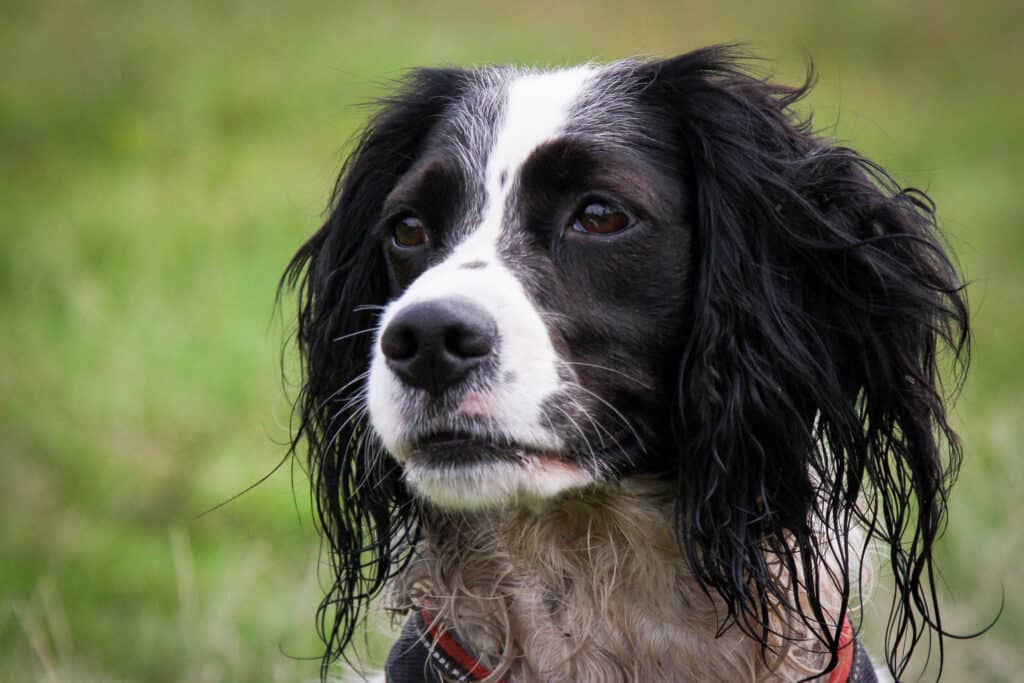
1;1;1021;681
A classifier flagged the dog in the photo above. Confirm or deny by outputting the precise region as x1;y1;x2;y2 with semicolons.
282;45;970;682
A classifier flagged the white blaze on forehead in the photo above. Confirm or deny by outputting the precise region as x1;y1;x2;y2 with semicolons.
488;67;596;193
464;65;596;255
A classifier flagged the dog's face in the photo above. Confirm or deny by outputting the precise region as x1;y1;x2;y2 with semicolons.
367;66;691;508
285;47;969;678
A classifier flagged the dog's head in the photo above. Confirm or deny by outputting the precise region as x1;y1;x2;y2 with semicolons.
284;46;969;678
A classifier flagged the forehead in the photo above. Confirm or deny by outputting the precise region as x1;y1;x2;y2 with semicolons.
433;62;649;180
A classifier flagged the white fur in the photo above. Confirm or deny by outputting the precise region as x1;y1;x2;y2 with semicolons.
403;455;594;510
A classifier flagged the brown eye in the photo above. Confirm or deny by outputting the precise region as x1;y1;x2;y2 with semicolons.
571;202;630;235
393;216;427;247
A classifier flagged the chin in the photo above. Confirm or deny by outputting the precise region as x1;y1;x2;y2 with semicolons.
402;453;594;511
282;45;972;682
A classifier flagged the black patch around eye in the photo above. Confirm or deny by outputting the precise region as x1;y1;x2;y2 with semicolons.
518;139;598;200
381;155;471;292
384;159;465;232
512;138;675;251
384;241;431;293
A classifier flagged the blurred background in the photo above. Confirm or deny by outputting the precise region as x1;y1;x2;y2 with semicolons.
2;1;1021;681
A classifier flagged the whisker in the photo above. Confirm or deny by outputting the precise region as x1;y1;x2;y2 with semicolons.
315;370;371;413
323;404;370;458
549;404;597;463
563;392;613;449
353;304;387;313
328;385;370;422
561;361;654;390
557;389;635;473
354;432;388;495
563;379;646;457
333;327;379;343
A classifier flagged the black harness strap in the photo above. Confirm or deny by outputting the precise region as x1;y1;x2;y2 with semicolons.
385;608;503;683
847;636;879;683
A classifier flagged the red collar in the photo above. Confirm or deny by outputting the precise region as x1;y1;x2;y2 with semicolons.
421;606;505;682
828;616;857;683
419;606;856;683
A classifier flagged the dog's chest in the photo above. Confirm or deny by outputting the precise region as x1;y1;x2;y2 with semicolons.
401;481;813;682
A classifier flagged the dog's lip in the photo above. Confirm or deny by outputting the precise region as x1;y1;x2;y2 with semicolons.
412;429;490;449
406;429;552;464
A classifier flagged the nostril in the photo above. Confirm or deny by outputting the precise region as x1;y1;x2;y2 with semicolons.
446;324;493;358
381;323;417;361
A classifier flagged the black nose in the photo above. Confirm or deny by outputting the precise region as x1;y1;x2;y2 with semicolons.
380;298;498;395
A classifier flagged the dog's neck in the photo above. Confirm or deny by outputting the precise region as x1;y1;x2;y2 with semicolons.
392;476;834;682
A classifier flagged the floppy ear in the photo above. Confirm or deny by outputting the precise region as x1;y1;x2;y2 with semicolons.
646;47;969;678
280;68;468;675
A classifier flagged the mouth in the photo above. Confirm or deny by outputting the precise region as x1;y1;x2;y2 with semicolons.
401;428;595;509
407;429;543;467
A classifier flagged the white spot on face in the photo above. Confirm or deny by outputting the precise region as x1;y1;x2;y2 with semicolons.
367;66;597;506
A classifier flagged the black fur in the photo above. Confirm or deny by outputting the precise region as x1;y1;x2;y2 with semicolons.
642;49;970;678
282;68;471;678
282;47;970;680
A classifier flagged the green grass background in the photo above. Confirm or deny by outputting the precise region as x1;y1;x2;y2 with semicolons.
1;1;1021;681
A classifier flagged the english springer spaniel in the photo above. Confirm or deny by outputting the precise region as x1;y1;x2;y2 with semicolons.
282;46;969;682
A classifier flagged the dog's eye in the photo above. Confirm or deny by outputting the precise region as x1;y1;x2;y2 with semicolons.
571;202;631;235
393;216;427;247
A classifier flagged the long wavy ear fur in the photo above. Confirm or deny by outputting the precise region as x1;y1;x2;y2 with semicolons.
645;47;970;679
279;68;467;679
